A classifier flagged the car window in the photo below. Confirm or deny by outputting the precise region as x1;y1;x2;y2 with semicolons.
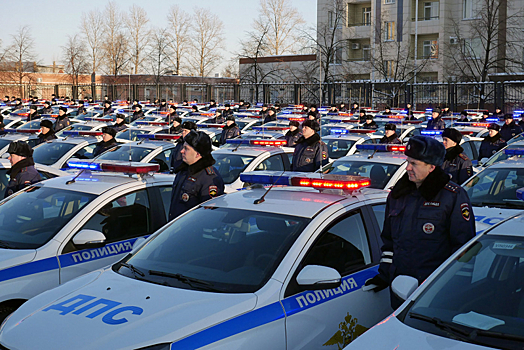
158;186;172;221
255;154;284;171
371;204;386;232
96;146;153;162
78;189;152;245
214;154;256;184
464;168;524;209
153;149;173;173
33;142;76;166
461;141;474;161
325;139;356;159
74;144;97;160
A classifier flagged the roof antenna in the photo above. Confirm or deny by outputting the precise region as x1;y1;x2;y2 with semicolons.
368;149;378;159
66;167;87;185
254;170;286;204
232;139;247;152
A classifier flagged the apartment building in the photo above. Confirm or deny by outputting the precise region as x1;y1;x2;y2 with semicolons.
318;0;523;82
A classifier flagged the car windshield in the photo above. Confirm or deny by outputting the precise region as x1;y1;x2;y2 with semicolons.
213;153;256;184
0;186;94;249
463;167;524;209
483;145;519;167
18;120;43;130
242;134;280;140
33;142;77;165
123;207;310;293
0;138;14;150
116;128;149;141
324;139;356;159
130;116;158;126
96;145;153;162
74;112;99;121
400;235;524;349
322;160;401;189
55;124;94;138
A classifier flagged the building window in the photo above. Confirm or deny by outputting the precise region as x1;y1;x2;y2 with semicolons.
331;45;343;65
363;45;371;61
463;0;480;19
423;40;438;58
362;7;371;25
385;0;395;3
386;61;395;79
385;21;396;41
424;2;439;20
462;38;483;59
328;11;335;28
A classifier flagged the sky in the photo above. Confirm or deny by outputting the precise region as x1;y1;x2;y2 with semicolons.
1;0;317;75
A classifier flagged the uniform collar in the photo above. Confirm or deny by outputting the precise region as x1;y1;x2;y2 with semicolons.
298;133;320;146
7;157;35;177
391;166;450;201
445;145;464;161
174;155;216;175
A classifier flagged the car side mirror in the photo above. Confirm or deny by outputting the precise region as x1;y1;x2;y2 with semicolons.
391;275;419;301
73;229;106;249
296;265;341;290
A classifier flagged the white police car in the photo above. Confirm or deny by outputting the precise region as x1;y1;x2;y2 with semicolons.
213;139;294;192
0;161;176;321
115;125;164;143
322;144;407;190
0;172;393;349
0;131;40;156
322;129;382;161
344;199;524;350
55;121;109;139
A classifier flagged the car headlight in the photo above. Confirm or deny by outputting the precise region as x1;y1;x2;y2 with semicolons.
136;343;171;350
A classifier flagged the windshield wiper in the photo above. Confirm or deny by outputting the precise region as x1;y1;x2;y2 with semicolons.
409;312;477;343
474;201;523;209
148;270;222;291
120;262;145;277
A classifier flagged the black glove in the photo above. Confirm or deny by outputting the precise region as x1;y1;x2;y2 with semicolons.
364;274;389;292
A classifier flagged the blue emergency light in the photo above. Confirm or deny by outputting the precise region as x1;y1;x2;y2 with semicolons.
225;139;287;146
485;118;500;122
517;187;524;201
66;160;160;173
356;144;406;152
326;112;339;116
504;148;524;156
67;161;102;170
330;128;350;135
62;130;103;136
240;172;291;185
135;121;168;126
420;130;443;135
252;126;289;131
136;134;180;140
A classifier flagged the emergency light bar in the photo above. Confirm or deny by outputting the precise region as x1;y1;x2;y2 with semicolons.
454;122;490;127
5;128;40;134
10;112;29;117
135;121;169;126
485;118;500;122
420;130;443;135
517;187;524;201
252;126;289;131
505;148;524;156
239;171;371;191
460;131;475;135
330;128;350;135
149;111;169;115
356;144;406;152
85;117;114;122
67;160;160;174
326;112;339;116
326;119;359;123
62;131;103;136
465;109;488;112
338;113;352;117
225;139;287;146
346;129;376;134
387;115;404;119
386;119;423;124
136;133;181;140
39;114;58;118
277;116;305;122
198;124;225;128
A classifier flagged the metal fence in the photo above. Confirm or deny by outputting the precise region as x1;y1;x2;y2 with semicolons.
2;80;524;113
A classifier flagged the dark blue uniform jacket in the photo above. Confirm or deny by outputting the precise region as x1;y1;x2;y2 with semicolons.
291;133;328;172
478;133;506;160
5;157;41;198
500;121;522;142
441;145;473;185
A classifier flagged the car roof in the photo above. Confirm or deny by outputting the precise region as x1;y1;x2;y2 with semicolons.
333;153;407;165
486;212;524;237
207;186;387;218
113;140;176;149
482;157;524;169
213;146;291;157
323;134;380;141
47;137;98;145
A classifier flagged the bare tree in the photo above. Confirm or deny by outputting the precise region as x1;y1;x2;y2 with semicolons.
102;1;129;77
146;27;172;95
125;4;150;74
189;7;224;77
80;8;104;74
4;26;37;98
166;5;191;76
62;35;89;97
221;58;239;79
444;0;524;106
254;0;305;55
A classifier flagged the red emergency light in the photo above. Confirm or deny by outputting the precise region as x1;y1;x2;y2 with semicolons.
472;123;489;127
291;176;371;190
348;129;376;133
251;140;287;146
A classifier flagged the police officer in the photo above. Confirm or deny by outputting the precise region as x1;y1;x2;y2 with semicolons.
168;130;225;220
478;123;506;160
350;102;360;114
12;98;23;111
292;119;328;172
28;105;39;121
131;104;144;122
259;104;269;119
364;136;475;308
285;120;302;147
109;113;127;132
54;107;70;132
441;106;452;117
339;102;348;112
36;120;57;145
219;115;240;145
500;114;522;142
102;101;112;116
158;99;168;112
93;127;118;157
39;101;53;115
493;106;505;120
328;104;338;113
441;128;473;184
165;115;183;134
379;123;401;144
458;110;469;122
362;115;378;129
5;141;41;198
427;107;445;130
308;105;319;120
382;106;392;116
77;100;86;115
213;110;225;124
170;121;198;173
358;110;367;123
222;104;234;118
263;108;277;124
165;105;178;124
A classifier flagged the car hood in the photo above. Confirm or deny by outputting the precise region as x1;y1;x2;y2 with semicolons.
346;316;488;349
0;249;36;271
0;268;258;350
472;206;522;234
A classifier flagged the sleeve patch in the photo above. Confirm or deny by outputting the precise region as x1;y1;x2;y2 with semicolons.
461;203;471;221
209;185;218;197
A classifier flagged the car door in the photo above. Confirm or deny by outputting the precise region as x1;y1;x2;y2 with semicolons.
58;188;164;284
283;207;391;350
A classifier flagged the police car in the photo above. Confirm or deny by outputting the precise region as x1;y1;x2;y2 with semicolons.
344;201;524;350
32;132;106;169
55;121;109;139
115;126;164;143
2;115;28;129
463;152;524;232
0;171;393;349
0;161;176;322
0;131;40;156
477;140;524;170
322;144;407;190
94;134;180;173
322;129;383;161
213;139;295;193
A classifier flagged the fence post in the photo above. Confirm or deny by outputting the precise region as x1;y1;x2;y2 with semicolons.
294;84;300;105
181;84;187;102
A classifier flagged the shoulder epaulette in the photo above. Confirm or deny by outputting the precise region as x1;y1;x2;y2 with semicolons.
444;182;459;193
205;166;215;175
458;153;469;160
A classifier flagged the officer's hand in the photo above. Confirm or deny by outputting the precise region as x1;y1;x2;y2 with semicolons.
363;275;389;292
